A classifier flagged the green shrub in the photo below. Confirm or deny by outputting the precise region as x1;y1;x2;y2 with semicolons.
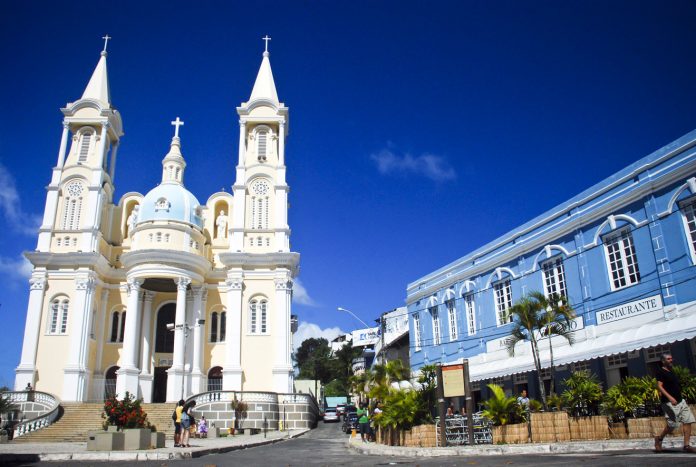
482;384;522;426
672;365;696;403
562;371;603;416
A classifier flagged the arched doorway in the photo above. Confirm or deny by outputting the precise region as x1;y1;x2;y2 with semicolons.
104;366;119;400
207;366;223;392
153;303;176;403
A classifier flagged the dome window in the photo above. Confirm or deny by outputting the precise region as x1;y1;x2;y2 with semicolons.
155;197;170;212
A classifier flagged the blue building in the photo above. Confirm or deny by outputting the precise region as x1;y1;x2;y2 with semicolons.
406;130;696;407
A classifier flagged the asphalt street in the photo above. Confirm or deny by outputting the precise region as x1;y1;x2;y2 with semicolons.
9;420;696;466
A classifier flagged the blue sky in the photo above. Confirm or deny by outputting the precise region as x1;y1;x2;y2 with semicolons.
1;1;696;388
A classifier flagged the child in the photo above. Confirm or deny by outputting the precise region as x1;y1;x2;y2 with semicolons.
198;416;208;438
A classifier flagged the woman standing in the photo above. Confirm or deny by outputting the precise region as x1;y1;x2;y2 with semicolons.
180;401;197;448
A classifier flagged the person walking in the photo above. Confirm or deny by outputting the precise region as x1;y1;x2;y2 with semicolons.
180;401;196;448
173;399;184;447
655;354;696;453
357;403;370;443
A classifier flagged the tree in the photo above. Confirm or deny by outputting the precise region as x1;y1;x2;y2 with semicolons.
530;292;576;395
506;295;548;409
331;343;362;394
293;338;333;397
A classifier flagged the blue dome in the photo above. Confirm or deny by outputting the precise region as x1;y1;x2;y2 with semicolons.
138;183;203;228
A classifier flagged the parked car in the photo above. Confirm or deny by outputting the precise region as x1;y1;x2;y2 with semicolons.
336;403;347;417
341;412;359;433
323;408;339;423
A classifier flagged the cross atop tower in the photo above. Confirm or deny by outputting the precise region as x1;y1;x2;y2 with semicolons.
102;34;111;53
171;117;184;138
262;35;271;53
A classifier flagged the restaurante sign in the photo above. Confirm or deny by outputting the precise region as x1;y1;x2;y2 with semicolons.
595;294;662;325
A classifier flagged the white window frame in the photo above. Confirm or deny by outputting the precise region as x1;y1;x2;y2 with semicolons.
429;306;441;346
61;181;84;231
541;256;567;298
413;313;422;351
78;130;93;163
494;279;513;326
248;299;268;335
257;130;268;161
645;344;672;363
603;228;641;291
48;298;69;335
605;353;628;369
464;293;476;335
446;298;457;341
109;310;126;343
680;196;696;264
209;310;227;343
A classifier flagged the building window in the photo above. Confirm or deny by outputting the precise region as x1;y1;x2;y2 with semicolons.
78;132;92;163
413;313;422;351
603;228;640;290
209;310;227;342
494;279;513;325
250;179;271;230
446;298;457;341
464;293;476;335
681;197;696;263
571;361;591;373
257;130;268;162
61;181;84;231
542;256;567;298
48;298;69;335
249;299;267;334
645;344;672;363
155;198;170;211
429;305;441;346
109;311;126;343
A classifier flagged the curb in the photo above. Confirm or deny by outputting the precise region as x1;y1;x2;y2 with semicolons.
347;436;685;457
0;430;309;463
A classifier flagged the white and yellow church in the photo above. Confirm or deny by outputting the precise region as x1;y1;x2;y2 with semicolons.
14;42;299;403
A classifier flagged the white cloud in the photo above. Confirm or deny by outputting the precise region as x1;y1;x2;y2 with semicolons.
0;254;33;282
292;321;345;351
0;163;41;235
371;148;457;182
292;277;318;306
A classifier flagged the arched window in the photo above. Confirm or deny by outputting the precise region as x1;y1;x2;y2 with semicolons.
207;366;223;392
209;310;227;342
61;181;84;231
104;365;119;400
155;303;176;353
413;313;422;351
220;311;226;341
119;312;126;343
257;130;268;162
249;299;268;334
494;278;513;325
681;196;696;263
603;227;640;290
78;131;93;163
48;297;70;335
446;298;457;341
429;305;441;346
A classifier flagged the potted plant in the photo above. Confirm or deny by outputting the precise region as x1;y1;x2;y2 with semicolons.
562;371;607;440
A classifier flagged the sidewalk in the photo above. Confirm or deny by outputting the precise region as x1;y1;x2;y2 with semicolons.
348;434;689;457
0;429;308;463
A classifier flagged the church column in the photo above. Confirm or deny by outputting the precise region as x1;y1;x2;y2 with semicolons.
223;274;243;390
91;288;109;401
272;276;293;393
15;273;47;390
190;286;207;394
278;121;285;166
167;277;190;402
138;291;155;402
109;141;120;181
56;121;70;168
63;273;97;401
238;121;246;166
116;278;142;398
97;121;110;168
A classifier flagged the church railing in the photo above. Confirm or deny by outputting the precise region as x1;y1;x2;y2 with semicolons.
0;391;61;439
186;390;280;406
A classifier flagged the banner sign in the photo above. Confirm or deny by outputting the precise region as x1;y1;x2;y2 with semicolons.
442;364;466;397
595;295;662;325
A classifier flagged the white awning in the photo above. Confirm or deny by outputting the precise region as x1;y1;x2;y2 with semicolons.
469;312;696;382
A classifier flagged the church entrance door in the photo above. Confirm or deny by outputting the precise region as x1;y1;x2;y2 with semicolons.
153;367;168;403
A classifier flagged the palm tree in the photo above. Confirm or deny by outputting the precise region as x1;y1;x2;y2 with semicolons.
531;292;575;395
384;359;410;384
506;295;548;409
349;371;370;404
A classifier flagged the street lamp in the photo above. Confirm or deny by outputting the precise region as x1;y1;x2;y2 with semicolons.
336;307;371;328
167;319;205;400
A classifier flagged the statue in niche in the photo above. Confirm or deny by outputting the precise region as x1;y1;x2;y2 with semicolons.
216;210;228;239
127;205;139;236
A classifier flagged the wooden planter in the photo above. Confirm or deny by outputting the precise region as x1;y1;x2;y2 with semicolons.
609;422;628;439
492;423;529;444
568;416;609;441
531;412;568;443
402;424;436;447
649;417;682;437
627;418;652;439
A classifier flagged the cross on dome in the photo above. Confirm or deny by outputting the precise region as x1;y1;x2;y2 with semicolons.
102;34;111;53
262;35;271;53
171;117;184;138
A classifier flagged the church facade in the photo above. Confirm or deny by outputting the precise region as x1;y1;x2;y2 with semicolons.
14;44;298;403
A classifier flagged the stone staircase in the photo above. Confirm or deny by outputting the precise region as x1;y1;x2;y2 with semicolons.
13;402;176;443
